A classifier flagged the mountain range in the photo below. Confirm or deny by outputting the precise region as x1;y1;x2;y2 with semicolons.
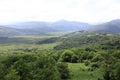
3;20;91;36
0;19;120;37
0;26;22;37
88;19;120;33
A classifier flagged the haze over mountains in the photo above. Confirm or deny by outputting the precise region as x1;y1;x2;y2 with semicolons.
3;20;91;36
7;20;90;33
0;19;120;37
0;26;22;37
88;19;120;33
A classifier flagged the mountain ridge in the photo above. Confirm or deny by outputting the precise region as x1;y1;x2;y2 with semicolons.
0;25;23;37
87;19;120;33
4;20;91;35
1;19;120;37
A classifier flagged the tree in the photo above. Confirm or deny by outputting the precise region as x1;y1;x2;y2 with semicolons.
0;63;6;80
5;69;20;80
57;62;70;79
0;54;63;80
60;50;78;62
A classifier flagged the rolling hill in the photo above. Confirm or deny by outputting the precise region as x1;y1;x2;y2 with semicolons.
7;21;57;35
88;19;120;33
0;25;22;37
1;19;120;37
50;20;91;31
6;20;91;34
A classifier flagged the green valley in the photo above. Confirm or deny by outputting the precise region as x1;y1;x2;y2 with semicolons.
0;32;119;80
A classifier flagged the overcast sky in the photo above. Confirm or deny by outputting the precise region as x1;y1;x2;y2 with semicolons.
0;0;120;24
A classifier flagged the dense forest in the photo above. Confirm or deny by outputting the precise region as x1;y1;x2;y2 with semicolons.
0;32;120;80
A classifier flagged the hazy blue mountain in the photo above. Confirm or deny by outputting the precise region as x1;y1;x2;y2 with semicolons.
50;20;91;31
2;19;120;37
7;20;91;34
7;21;58;35
88;19;120;33
7;21;49;29
0;25;22;37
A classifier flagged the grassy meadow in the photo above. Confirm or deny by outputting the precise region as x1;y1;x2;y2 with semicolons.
68;63;104;80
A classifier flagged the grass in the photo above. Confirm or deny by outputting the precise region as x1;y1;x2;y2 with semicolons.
0;35;60;44
68;63;104;80
13;35;56;39
48;31;73;36
0;42;60;53
0;34;63;54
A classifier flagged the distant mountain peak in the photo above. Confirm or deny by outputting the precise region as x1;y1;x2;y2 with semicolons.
110;19;120;23
54;20;71;24
5;20;91;35
57;19;69;22
88;19;120;33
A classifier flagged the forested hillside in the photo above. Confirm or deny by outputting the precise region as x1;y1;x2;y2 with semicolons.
0;32;119;80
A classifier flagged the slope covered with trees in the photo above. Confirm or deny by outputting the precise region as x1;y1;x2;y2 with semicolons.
0;32;119;80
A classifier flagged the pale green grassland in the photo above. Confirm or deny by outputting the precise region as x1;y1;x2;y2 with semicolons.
48;31;73;36
0;42;60;54
13;35;56;39
0;35;61;53
68;63;103;80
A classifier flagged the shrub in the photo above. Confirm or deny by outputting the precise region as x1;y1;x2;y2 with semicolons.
57;62;70;79
60;50;78;63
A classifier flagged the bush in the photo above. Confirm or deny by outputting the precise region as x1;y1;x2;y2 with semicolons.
91;63;99;69
0;54;61;80
57;62;70;79
84;60;90;66
60;50;78;63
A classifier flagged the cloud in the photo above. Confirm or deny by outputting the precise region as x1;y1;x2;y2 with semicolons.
0;0;120;24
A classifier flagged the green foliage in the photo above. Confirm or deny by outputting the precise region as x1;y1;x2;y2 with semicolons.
57;62;70;79
37;37;59;44
103;62;120;80
5;69;20;80
54;33;120;50
0;53;70;80
60;50;78;63
114;62;120;80
68;63;103;80
0;33;119;80
0;63;6;79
